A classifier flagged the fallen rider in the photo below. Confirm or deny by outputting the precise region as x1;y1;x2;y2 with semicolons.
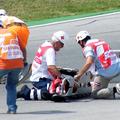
17;74;92;102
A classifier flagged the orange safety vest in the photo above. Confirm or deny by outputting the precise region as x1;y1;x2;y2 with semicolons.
0;29;23;59
84;39;117;69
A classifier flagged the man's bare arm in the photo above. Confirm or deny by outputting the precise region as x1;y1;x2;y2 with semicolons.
48;65;61;78
74;56;94;81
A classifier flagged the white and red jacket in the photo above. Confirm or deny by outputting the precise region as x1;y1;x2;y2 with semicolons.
30;41;56;82
83;39;120;77
84;39;117;69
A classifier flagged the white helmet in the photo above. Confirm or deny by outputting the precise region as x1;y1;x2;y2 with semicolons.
76;30;90;43
0;9;7;16
52;30;69;44
61;76;78;96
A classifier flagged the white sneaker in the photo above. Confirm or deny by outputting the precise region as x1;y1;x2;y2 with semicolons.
115;83;120;95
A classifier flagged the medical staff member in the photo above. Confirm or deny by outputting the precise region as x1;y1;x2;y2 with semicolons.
17;31;69;101
0;9;29;63
0;20;27;114
74;30;120;99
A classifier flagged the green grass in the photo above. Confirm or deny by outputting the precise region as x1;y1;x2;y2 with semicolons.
1;0;120;22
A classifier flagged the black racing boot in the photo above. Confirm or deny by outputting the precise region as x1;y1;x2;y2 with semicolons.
41;89;52;100
113;83;120;99
17;85;30;100
113;87;117;99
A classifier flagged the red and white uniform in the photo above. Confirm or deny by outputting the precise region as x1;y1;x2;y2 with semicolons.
30;41;56;82
83;39;120;77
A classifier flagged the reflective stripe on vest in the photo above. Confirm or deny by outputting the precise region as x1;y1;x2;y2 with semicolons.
0;30;23;59
84;39;117;69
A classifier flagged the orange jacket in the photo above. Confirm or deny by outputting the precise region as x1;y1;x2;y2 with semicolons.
0;28;25;70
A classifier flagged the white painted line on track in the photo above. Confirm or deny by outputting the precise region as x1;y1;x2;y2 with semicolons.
29;11;120;28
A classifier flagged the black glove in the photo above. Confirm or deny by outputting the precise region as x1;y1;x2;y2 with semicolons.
59;68;78;77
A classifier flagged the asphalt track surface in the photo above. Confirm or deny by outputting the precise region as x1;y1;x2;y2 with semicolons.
1;12;120;120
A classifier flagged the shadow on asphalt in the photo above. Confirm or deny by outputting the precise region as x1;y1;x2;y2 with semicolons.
0;110;75;115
